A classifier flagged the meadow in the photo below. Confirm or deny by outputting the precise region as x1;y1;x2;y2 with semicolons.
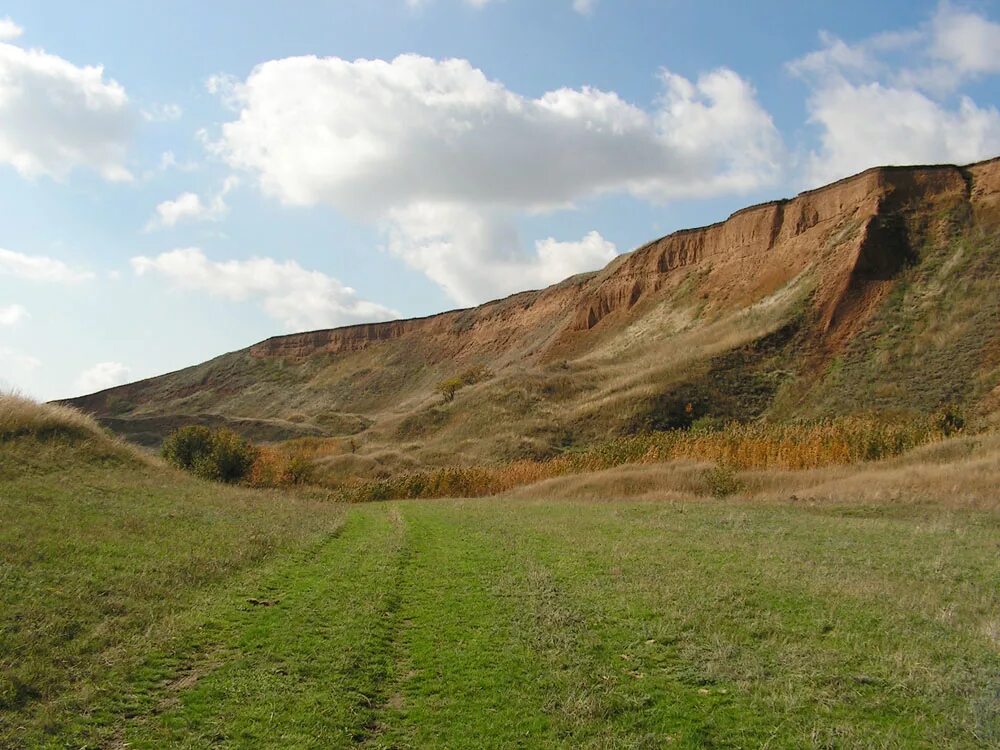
2;397;999;747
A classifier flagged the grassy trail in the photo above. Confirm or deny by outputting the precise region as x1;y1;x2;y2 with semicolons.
4;448;999;748
58;499;997;749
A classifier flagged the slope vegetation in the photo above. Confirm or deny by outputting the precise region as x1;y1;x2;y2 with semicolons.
0;396;345;744
65;159;1000;475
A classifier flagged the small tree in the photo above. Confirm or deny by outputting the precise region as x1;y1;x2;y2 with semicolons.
436;376;464;403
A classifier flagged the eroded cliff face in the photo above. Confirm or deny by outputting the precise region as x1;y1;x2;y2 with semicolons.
64;157;1000;449
246;160;991;364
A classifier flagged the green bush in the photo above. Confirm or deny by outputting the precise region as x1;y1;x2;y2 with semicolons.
161;426;215;471
703;465;742;498
935;408;965;437
162;426;258;484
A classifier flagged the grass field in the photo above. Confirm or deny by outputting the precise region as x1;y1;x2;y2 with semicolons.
3;431;999;747
3;398;1000;747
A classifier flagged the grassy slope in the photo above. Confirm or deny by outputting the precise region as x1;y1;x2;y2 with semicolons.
0;422;345;745
4;399;999;747
6;456;1000;746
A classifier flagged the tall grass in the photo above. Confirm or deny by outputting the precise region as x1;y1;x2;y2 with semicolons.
0;392;107;440
330;416;950;502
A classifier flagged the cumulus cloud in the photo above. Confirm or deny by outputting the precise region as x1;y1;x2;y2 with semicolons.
209;53;782;302
572;0;597;15
0;30;134;181
0;17;23;40
930;3;1000;78
0;248;94;283
131;248;399;330
75;361;131;393
790;4;1000;185
145;176;239;230
0;303;28;326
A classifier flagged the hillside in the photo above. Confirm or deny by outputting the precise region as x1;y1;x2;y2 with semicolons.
4;394;1000;746
0;395;346;745
65;158;1000;472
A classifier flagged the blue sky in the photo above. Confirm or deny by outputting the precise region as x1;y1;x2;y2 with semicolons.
1;0;998;399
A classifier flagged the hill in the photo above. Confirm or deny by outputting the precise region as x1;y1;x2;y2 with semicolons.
4;394;1000;746
64;158;1000;476
0;395;346;744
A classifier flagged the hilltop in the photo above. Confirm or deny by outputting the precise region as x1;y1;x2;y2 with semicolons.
65;158;1000;476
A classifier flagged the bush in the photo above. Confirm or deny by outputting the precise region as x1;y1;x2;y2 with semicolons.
704;465;742;498
935;408;965;437
435;365;493;403
161;426;214;471
435;377;465;403
162;426;258;484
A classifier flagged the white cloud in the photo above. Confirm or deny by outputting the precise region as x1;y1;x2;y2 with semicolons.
789;4;1000;185
209;53;782;302
145;176;239;230
75;361;131;393
0;248;94;283
572;0;597;15
0;303;28;326
131;248;399;330
141;102;183;122
0;17;23;41
0;34;134;181
930;3;1000;77
386;204;617;303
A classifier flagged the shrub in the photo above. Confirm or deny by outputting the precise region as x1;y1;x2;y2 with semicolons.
435;365;493;403
246;446;316;488
435;377;465;403
704;465;742;498
459;365;493;385
935;408;965;437
161;426;214;471
162;426;258;484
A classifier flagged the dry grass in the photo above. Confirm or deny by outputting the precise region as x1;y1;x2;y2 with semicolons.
509;430;1000;510
0;392;150;465
0;392;105;440
328;416;951;503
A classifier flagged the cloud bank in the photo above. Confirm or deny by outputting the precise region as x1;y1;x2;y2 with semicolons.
790;4;1000;184
131;248;399;330
75;361;131;393
209;54;783;303
0;23;134;181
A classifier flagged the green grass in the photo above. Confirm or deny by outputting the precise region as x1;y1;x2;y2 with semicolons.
0;435;344;745
799;222;1000;420
4;430;999;748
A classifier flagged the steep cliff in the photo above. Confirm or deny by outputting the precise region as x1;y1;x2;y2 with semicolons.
65;158;1000;463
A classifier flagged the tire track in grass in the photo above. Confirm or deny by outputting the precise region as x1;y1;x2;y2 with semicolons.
116;505;409;749
370;502;566;749
355;505;412;747
369;501;693;748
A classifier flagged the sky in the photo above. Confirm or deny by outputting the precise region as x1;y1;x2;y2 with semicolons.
1;0;999;400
